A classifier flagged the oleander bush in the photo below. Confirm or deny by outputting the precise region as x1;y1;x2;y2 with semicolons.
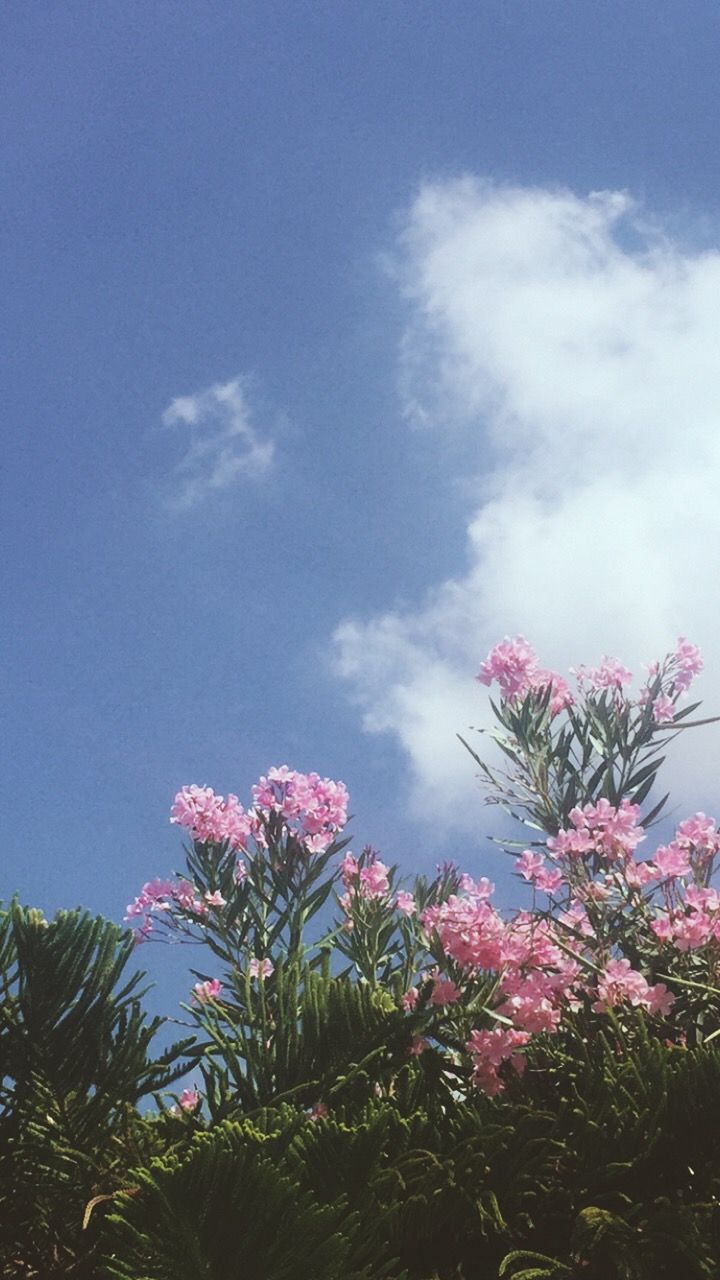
2;636;720;1277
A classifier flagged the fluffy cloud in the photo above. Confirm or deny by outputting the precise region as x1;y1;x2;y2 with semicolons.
334;178;720;826
162;376;275;510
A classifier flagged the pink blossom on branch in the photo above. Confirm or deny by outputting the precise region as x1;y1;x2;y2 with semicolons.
572;656;633;693
675;812;719;854
251;767;349;852
671;637;703;694
395;890;417;916
592;959;674;1017
476;636;538;699
476;636;573;715
652;694;675;723
192;978;223;1003
466;1027;530;1095
171;785;253;850
428;974;461;1006
652;843;692;880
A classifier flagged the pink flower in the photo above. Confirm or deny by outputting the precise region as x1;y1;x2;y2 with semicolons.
675;812;718;853
652;694;675;723
340;852;360;886
546;827;595;857
573;656;632;692
650;912;675;943
624;859;656;889
497;970;564;1034
466;1027;531;1095
395;890;417;916
534;866;563;894
652;842;691;880
402;987;419;1011
308;1101;327;1121
125;878;174;920
458;875;495;899
192;978;223;1003
593;959;647;1011
477;637;571;714
171;786;252;850
671;637;703;694
359;859;390;899
251;768;349;852
592;959;674;1017
672;910;717;951
685;884;720;913
422;891;506;972
515;850;546;882
644;983;675;1017
173;881;208;915
409;1036;429;1056
204;889;227;907
477;636;539;699
177;1087;200;1112
549;799;644;863
248;957;274;979
429;975;461;1006
533;669;574;715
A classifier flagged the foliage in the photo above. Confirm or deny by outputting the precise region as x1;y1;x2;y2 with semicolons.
2;636;720;1276
0;903;191;1278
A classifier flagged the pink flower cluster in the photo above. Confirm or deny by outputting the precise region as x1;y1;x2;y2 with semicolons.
171;767;348;856
653;885;720;951
478;636;702;718
593;959;674;1016
668;637;704;694
514;850;562;895
419;801;712;1094
430;883;585;1092
422;877;503;971
547;799;646;863
477;637;573;716
171;785;254;850
125;877;208;942
573;656;633;692
648;816;720;950
466;1027;530;1095
338;849;391;919
128;765;349;942
251;766;349;853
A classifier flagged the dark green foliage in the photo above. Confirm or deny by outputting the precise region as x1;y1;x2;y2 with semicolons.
0;902;191;1278
2;906;720;1278
497;1013;720;1278
99;1020;720;1279
102;1119;400;1280
194;960;433;1118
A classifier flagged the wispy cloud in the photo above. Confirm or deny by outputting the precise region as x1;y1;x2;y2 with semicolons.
335;178;720;827
161;376;275;510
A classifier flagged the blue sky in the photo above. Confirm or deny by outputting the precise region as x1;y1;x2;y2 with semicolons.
5;0;720;971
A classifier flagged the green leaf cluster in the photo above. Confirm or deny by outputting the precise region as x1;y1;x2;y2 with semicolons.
0;902;190;1278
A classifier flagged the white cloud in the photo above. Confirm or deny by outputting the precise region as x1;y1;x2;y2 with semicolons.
334;178;720;827
161;376;275;510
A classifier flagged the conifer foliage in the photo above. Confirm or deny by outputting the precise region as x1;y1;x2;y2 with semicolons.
0;903;190;1277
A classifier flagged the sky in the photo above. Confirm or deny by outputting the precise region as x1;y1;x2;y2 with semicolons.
5;2;720;996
